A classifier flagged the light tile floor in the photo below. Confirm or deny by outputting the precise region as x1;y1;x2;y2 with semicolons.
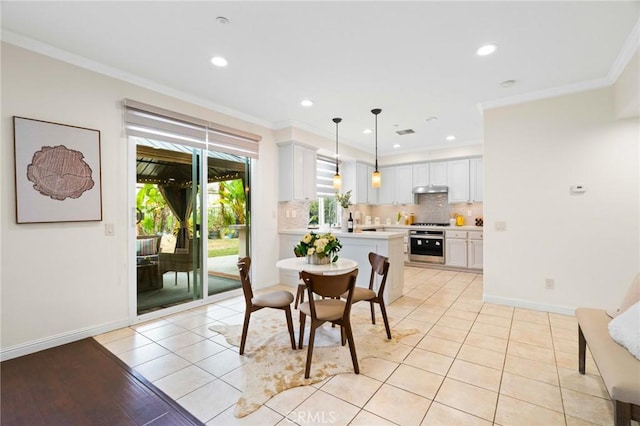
96;267;620;425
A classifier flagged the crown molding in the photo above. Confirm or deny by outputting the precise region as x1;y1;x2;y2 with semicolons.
1;30;272;129
608;18;640;83
480;18;639;113
478;77;611;111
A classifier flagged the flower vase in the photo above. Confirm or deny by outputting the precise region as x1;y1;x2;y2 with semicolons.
307;253;330;265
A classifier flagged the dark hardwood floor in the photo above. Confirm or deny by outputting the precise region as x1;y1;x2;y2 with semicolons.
1;338;203;425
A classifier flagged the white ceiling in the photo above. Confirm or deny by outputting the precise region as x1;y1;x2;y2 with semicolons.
2;1;638;156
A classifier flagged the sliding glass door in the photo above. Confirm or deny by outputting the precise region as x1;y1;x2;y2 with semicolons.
134;137;250;315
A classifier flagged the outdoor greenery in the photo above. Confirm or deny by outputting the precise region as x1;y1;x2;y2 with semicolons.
137;178;247;257
308;196;338;226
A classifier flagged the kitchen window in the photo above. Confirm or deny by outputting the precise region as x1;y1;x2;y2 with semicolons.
309;156;339;227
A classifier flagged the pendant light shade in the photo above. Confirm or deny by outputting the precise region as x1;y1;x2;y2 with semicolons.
371;108;382;188
332;117;342;189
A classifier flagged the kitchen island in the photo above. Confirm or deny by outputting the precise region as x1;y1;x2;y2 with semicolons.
279;229;405;304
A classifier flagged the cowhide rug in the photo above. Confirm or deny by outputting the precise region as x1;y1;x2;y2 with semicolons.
209;312;419;417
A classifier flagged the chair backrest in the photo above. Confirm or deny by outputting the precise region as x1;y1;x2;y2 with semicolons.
300;269;359;318
368;252;390;296
237;256;254;304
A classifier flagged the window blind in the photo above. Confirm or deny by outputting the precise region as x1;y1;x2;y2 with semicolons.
317;156;337;198
123;99;261;158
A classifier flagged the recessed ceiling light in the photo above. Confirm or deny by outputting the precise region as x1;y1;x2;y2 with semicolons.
476;44;497;56
210;56;228;67
363;129;372;134
300;99;313;107
446;135;456;141
500;79;516;88
216;16;230;25
393;144;400;149
425;116;438;122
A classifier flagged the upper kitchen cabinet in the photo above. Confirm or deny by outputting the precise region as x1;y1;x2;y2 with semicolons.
447;159;470;203
429;161;447;185
412;163;429;187
378;165;414;205
470;158;483;202
278;142;317;201
342;161;378;204
446;158;483;203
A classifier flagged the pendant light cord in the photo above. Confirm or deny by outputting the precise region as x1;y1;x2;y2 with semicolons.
332;117;342;175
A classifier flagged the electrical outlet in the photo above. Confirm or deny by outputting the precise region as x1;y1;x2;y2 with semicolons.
545;278;555;290
291;210;297;218
286;209;291;218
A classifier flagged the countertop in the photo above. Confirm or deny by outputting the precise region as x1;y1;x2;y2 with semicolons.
384;224;484;232
279;229;406;240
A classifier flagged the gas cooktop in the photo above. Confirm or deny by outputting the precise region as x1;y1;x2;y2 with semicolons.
412;222;449;227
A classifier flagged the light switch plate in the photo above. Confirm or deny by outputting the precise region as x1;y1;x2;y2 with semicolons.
105;223;115;236
495;221;506;231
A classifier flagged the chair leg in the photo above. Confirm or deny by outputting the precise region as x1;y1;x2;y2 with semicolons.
304;324;317;379
284;306;297;350
174;272;178;286
187;272;190;292
239;310;252;355
614;400;631;426
378;300;392;340
298;312;306;349
294;284;305;309
578;326;586;374
343;320;359;375
370;301;376;325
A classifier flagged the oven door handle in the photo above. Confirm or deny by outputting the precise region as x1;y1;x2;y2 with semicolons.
410;235;444;240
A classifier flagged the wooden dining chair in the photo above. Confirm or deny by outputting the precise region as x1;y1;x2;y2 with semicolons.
298;269;359;379
292;248;307;309
237;257;297;355
345;252;392;339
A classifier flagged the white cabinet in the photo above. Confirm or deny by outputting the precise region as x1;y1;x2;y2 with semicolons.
367;165;379;204
445;230;467;267
467;233;484;269
470;158;483;202
429;161;448;185
343;162;379;204
445;230;483;269
278;143;317;201
378;165;414;205
412;163;429;187
447;159;470;203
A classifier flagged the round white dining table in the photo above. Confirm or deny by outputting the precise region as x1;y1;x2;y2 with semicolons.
276;257;358;274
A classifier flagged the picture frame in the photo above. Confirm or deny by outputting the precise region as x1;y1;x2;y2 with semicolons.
13;116;102;223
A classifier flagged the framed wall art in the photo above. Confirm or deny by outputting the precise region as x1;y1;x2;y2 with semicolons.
13;116;102;223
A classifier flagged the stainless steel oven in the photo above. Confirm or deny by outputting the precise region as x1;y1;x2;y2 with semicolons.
409;229;445;263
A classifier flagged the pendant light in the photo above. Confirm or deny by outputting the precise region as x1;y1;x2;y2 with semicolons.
332;117;342;189
371;108;382;188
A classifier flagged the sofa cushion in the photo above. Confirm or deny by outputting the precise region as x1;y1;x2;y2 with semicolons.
609;301;640;360
136;238;158;256
607;273;640;318
576;307;640;405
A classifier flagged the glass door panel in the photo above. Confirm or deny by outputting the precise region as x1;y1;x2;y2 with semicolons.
135;139;202;315
205;153;249;296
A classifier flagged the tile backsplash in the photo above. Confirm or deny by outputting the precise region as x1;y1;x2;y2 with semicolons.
278;195;483;230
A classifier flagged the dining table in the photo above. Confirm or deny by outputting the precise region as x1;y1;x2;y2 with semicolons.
275;257;358;275
276;257;359;308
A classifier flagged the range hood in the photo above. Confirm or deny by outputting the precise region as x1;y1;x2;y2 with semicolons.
413;185;448;194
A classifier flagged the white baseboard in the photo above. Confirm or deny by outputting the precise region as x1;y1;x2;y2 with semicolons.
0;319;130;361
483;294;576;316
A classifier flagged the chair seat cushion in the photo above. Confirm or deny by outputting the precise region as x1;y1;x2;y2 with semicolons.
299;299;346;321
342;287;376;302
252;290;294;308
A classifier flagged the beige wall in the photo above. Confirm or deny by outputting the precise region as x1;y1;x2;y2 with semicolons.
483;86;639;313
0;43;284;358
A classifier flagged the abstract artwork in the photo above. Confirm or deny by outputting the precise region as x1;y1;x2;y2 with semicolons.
13;117;102;223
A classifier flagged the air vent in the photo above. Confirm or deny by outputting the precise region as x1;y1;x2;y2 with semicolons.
396;129;415;135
